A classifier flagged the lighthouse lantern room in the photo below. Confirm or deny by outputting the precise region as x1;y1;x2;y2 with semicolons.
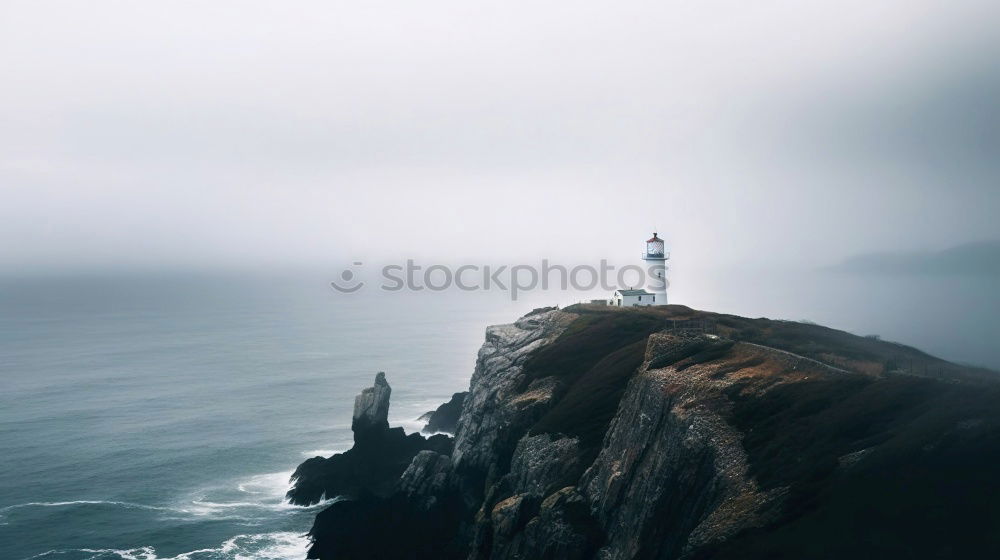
645;233;665;258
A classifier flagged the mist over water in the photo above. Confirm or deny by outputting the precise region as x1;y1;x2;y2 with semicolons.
0;268;995;559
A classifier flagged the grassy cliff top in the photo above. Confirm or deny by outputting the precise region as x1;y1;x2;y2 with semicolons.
520;303;1000;558
562;303;996;382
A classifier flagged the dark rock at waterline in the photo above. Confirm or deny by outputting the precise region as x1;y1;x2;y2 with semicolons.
421;391;468;434
286;372;452;506
287;427;452;505
307;450;466;558
306;489;466;560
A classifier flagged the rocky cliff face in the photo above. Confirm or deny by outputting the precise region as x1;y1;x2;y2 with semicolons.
580;336;786;559
295;305;1000;559
451;307;577;505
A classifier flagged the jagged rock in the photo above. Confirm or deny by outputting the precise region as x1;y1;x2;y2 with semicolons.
306;451;465;560
490;493;537;538
581;369;735;559
305;490;465;560
422;391;468;434
486;487;601;560
397;450;452;509
451;308;577;502
352;371;391;441
507;433;581;498
580;342;789;560
520;487;602;559
288;425;452;506
475;432;594;559
286;372;452;505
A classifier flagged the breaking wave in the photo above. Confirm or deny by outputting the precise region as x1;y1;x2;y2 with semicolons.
298;449;340;458
3;469;334;526
0;501;179;519
5;461;336;558
23;531;309;560
182;470;336;518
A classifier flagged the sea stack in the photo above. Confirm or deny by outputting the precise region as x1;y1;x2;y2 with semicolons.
287;371;452;506
352;371;391;441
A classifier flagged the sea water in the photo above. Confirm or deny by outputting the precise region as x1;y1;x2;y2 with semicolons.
0;272;538;560
1;269;996;560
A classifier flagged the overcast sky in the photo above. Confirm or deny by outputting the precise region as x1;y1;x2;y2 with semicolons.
2;0;998;272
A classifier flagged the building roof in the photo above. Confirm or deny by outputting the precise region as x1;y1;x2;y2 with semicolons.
616;289;653;296
647;233;662;243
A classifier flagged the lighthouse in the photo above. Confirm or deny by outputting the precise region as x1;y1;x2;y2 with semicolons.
642;233;669;305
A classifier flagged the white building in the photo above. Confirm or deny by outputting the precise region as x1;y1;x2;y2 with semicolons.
608;233;670;307
641;232;669;306
611;288;657;307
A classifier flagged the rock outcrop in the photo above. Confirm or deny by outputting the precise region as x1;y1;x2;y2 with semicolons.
296;305;1000;560
421;391;468;434
451;307;577;498
580;336;785;559
352;371;391;439
287;372;451;506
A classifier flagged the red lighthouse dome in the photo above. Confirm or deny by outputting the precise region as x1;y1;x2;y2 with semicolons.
645;233;665;258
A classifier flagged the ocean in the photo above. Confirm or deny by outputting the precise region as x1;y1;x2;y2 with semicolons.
1;269;996;559
0;273;537;560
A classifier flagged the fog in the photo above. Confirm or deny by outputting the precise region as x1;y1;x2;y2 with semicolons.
2;2;999;366
2;0;998;271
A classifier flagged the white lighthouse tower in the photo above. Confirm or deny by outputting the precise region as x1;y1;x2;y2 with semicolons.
642;232;669;305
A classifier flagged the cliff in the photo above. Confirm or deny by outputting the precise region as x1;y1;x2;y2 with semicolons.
294;305;1000;559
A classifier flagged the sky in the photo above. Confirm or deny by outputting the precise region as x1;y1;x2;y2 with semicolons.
1;0;999;272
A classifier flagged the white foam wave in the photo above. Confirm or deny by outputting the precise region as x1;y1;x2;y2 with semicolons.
182;470;338;517
1;501;177;517
298;449;341;458
393;417;428;435
24;531;309;560
24;546;159;560
422;429;455;437
234;471;293;497
219;531;309;559
186;500;294;516
180;471;291;517
3;468;325;526
0;497;304;526
184;498;336;519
